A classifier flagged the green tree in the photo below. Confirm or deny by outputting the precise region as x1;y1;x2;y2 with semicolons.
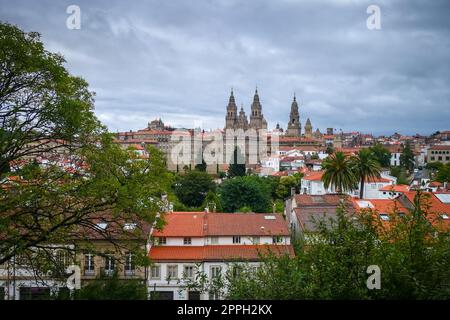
275;175;299;199
390;166;409;185
201;190;223;212
219;176;272;213
195;158;207;172
400;142;415;172
227;147;246;177
188;192;450;299
321;152;356;194
434;163;450;183
351;148;381;199
173;170;216;208
0;23;171;266
369;144;391;167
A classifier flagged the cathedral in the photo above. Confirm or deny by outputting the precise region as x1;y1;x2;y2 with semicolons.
225;88;267;131
224;88;318;139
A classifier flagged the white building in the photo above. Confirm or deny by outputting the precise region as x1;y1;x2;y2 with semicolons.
300;171;397;199
147;212;293;300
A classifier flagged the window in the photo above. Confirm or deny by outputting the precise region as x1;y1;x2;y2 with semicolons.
84;254;95;275
379;214;390;221
183;265;194;279
252;236;260;244
56;250;71;269
158;237;167;245
371;184;377;189
438;156;442;161
232;265;243;278
210;237;219;245
104;255;115;275
272;236;283;244
151;265;161;279
167;265;178;279
431;156;435;161
210;266;222;279
209;291;220;300
124;252;135;276
183;237;192;245
232;236;241;244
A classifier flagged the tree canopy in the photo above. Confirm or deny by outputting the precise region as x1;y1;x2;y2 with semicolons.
172;170;216;208
0;23;171;267
219;176;272;213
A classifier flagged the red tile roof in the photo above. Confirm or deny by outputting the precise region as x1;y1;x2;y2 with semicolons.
153;212;206;237
152;212;290;237
379;184;410;192
302;171;324;181
149;245;295;261
429;145;450;151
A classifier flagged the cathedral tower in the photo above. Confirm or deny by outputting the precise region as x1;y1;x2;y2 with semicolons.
225;89;238;130
304;118;313;138
249;88;267;130
286;94;301;137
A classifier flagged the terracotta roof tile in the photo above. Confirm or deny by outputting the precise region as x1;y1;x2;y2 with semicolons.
149;245;295;261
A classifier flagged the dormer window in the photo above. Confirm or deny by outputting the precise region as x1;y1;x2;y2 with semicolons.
183;237;192;245
232;236;241;244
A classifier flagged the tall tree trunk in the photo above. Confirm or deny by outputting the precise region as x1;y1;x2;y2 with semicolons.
359;175;365;199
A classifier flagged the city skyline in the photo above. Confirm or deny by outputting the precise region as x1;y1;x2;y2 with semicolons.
1;0;449;135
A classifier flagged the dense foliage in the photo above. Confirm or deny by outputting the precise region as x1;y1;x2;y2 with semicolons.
186;193;450;299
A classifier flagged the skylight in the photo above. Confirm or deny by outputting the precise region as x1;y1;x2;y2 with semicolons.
96;222;108;230
442;214;449;220
264;215;276;220
379;214;390;221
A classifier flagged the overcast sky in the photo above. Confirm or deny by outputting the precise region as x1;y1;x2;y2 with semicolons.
1;0;449;135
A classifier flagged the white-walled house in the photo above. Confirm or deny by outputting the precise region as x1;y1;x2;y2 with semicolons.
148;212;294;300
387;145;402;167
300;171;397;199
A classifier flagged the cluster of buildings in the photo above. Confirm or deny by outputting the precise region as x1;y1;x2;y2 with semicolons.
2;88;449;300
113;90;450;179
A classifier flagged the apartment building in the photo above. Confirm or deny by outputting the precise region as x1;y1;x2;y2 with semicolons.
148;212;294;300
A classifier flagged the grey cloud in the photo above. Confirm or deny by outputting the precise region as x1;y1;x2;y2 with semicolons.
0;0;449;135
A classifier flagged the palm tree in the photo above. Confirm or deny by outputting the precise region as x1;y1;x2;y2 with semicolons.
351;148;381;199
321;151;357;194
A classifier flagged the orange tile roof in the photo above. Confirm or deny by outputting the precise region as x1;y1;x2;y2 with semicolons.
153;212;206;237
379;184;410;192
149;245;295;261
356;199;408;214
302;171;324;181
401;192;450;229
152;212;290;237
366;176;393;183
206;213;290;236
